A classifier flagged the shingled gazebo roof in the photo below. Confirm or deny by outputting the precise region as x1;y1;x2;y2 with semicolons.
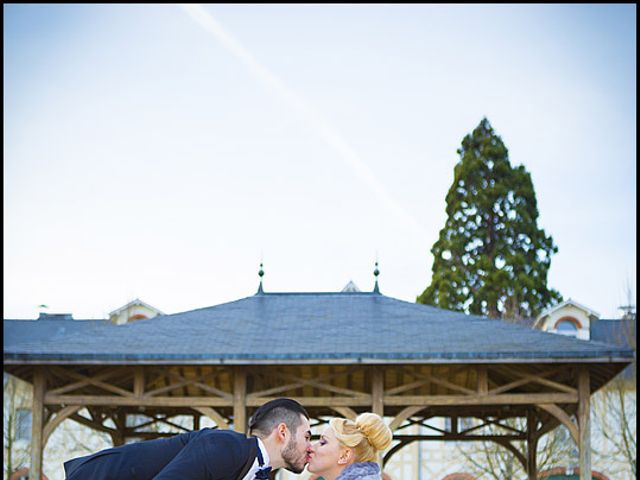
5;290;634;369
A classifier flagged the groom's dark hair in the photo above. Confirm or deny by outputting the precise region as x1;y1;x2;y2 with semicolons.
248;398;309;437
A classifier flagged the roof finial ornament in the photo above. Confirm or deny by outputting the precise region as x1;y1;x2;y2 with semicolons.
257;262;265;294
373;260;380;294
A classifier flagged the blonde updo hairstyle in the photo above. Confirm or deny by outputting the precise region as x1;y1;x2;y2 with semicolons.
329;413;392;462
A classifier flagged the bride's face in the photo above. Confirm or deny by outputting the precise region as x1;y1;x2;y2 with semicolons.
307;426;344;476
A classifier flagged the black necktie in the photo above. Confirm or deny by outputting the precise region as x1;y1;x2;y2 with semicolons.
254;436;271;479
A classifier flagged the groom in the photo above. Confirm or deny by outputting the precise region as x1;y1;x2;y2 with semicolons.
64;398;312;479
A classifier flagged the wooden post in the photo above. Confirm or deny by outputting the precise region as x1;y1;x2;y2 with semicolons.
193;414;200;430
450;415;458;435
477;366;488;395
111;411;126;446
578;367;591;480
527;409;538;480
233;367;247;433
110;431;125;446
371;367;384;467
134;366;145;398
372;367;384;417
29;369;45;480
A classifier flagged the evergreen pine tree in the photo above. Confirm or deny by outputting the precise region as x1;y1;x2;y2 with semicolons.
417;118;561;319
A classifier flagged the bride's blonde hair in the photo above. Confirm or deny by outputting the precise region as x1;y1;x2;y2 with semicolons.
329;412;392;462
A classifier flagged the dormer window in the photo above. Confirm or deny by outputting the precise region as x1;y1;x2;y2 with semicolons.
128;313;148;322
554;316;581;337
556;320;578;335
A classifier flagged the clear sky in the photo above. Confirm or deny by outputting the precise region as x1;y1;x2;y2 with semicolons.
4;4;636;320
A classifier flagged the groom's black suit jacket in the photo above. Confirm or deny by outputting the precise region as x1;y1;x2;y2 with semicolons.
63;428;258;480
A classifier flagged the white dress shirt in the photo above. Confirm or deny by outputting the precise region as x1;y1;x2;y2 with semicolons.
241;437;271;480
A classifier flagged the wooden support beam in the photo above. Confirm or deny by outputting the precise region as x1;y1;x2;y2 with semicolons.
412;369;476;396
494;438;527;471
47;366;123;396
248;397;372;407
233;367;247;433
111;411;126;446
110;431;125;446
130;413;185;433
578;367;591;480
371;368;384;466
527;409;538;480
372;368;384;417
383;438;415;466
47;390;579;409
43;405;82;447
49;366;135;397
248;369;368;400
480;418;525;436
330;407;358;420
384;392;577;406
143;367;233;399
29;369;45;480
69;412;117;435
533;416;560;441
488;368;576;396
382;433;527;442
45;395;232;407
536;403;579;445
477;366;488;395
389;406;426;431
134;366;145;398
44;394;381;408
194;407;229;429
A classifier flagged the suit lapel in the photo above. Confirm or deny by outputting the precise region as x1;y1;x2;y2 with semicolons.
236;436;258;480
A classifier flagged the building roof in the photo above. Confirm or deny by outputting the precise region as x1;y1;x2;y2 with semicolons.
590;317;636;381
4;291;635;365
4;316;109;348
591;318;635;349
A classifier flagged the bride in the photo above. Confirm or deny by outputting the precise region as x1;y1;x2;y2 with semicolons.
306;412;392;480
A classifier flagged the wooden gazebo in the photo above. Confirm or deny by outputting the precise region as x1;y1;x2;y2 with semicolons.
4;288;633;480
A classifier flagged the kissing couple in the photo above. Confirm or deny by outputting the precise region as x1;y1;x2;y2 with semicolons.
64;397;392;480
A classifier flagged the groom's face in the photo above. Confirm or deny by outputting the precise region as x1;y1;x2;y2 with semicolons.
281;415;312;474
